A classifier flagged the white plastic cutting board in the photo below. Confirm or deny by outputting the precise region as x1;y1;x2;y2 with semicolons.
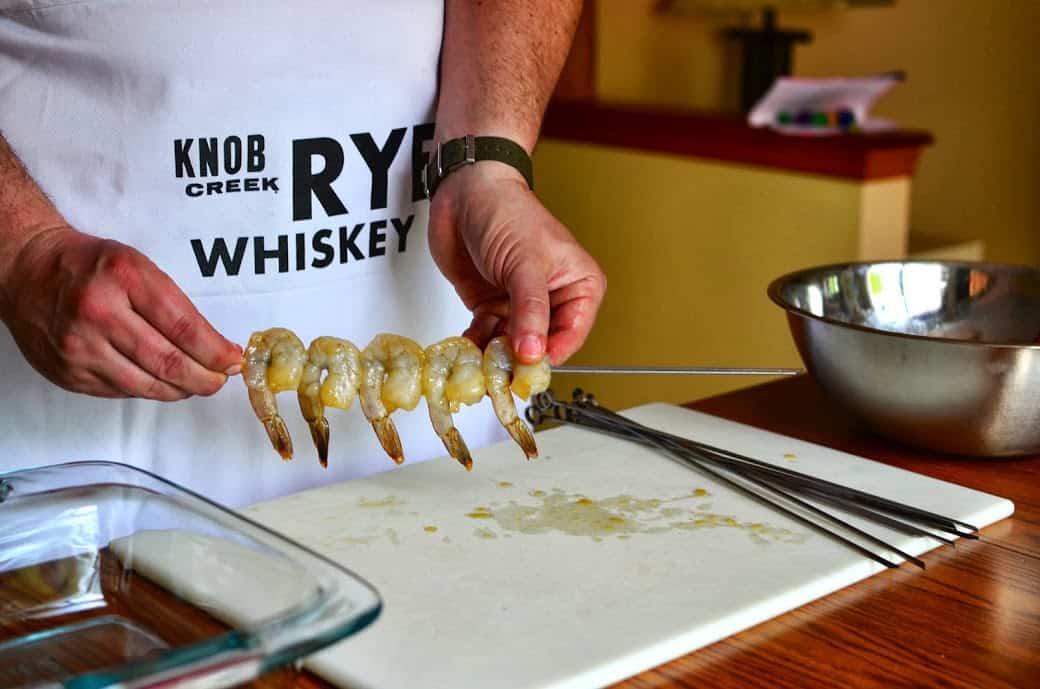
244;403;1014;689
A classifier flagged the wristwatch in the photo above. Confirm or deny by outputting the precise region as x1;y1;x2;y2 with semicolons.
422;135;534;199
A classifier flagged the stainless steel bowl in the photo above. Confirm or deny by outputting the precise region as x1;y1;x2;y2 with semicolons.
769;261;1040;457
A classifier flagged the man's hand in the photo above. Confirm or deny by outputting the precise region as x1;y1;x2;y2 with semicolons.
433;0;596;363
0;226;242;400
428;162;606;365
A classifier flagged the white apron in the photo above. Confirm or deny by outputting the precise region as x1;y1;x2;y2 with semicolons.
0;0;504;506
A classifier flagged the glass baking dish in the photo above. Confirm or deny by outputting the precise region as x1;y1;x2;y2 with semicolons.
0;461;382;689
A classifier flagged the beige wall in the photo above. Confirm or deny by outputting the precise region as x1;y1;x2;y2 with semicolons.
534;140;899;409
595;0;1040;266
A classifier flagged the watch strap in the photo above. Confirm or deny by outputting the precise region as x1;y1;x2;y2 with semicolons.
423;135;534;199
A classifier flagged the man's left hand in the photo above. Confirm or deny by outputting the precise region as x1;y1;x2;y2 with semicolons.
428;162;606;365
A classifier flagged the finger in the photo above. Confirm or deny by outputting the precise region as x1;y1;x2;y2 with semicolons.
77;374;130;398
61;369;129;398
504;261;550;364
19;329;128;398
109;310;229;396
463;312;503;350
126;264;242;374
545;277;606;365
546;298;597;364
92;343;190;402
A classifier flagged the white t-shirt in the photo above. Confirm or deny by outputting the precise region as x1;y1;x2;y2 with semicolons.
0;0;504;506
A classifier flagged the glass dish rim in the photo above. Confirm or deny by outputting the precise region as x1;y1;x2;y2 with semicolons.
0;459;383;689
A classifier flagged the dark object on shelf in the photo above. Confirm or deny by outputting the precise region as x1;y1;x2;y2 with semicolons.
656;1;897;113
727;8;811;112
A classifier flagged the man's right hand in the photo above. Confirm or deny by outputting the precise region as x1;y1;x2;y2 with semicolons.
0;226;242;401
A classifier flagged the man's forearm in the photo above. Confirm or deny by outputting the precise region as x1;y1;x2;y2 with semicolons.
436;0;583;152
0;134;66;282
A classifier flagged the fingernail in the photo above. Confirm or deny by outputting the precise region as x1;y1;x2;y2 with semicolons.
516;334;545;361
224;363;242;376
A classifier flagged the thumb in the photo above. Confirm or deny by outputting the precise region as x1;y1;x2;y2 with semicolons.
505;259;550;364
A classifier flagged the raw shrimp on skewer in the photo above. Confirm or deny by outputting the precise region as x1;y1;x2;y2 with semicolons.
360;334;425;464
482;335;552;459
297;337;361;468
242;328;307;460
422;336;487;470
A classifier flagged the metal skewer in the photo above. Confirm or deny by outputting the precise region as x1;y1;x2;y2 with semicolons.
610;414;923;567
531;398;908;568
552;397;927;568
690;444;979;539
571;397;978;538
552;366;803;376
548;405;910;569
527;389;981;569
791;484;959;545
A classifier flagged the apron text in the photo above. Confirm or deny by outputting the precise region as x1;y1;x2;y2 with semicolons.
190;215;414;277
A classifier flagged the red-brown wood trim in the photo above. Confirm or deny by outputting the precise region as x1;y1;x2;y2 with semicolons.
541;100;934;181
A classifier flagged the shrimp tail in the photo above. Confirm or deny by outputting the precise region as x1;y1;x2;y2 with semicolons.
439;427;474;471
263;415;294;461
248;385;294;461
298;391;330;467
370;417;405;464
308;417;330;468
504;418;538;460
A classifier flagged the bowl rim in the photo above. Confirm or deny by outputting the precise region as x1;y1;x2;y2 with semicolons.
767;259;1040;350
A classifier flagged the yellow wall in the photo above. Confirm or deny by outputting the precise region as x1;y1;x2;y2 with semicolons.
595;0;1040;266
596;1;739;110
534;141;890;409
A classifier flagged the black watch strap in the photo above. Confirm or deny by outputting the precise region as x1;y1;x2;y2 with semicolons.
423;135;534;199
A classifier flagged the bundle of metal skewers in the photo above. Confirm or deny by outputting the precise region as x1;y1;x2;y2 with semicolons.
525;388;980;569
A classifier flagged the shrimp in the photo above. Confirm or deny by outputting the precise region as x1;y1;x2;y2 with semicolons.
242;328;306;460
422;336;487;470
481;335;552;459
297;337;361;468
360;334;424;464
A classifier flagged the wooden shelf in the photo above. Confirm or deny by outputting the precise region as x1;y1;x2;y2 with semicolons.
542;100;934;181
